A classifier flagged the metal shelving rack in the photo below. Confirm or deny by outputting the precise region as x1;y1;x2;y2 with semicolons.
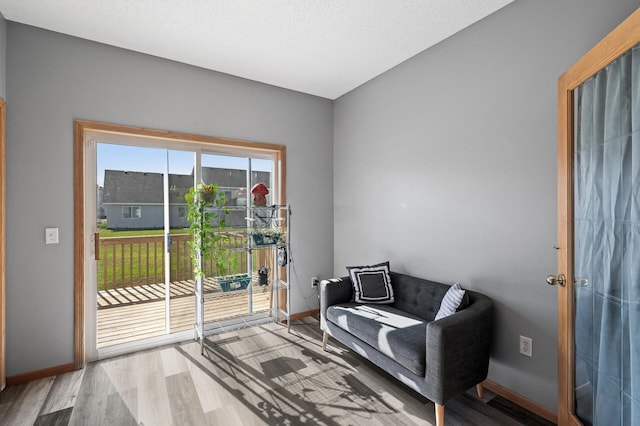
194;204;291;354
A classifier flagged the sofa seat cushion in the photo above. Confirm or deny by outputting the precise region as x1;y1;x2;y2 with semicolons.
326;303;427;376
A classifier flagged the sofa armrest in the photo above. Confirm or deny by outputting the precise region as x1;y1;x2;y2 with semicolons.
424;291;493;405
319;276;352;331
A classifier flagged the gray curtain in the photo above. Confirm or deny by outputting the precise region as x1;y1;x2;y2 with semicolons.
574;43;640;425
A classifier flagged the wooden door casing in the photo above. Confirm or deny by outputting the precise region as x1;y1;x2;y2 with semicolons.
557;7;640;425
0;99;5;391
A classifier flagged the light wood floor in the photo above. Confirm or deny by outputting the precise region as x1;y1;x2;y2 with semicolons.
0;317;554;426
97;279;274;348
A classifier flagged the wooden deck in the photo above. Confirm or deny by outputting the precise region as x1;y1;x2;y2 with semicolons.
97;277;273;348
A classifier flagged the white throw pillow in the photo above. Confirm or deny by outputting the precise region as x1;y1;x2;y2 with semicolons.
435;282;466;320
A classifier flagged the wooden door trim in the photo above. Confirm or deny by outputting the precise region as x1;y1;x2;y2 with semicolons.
74;120;287;367
0;98;6;390
73;121;85;368
557;7;640;425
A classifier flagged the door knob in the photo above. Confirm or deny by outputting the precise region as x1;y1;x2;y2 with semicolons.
546;274;566;287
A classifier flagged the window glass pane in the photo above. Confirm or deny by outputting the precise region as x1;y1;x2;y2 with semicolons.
96;143;167;348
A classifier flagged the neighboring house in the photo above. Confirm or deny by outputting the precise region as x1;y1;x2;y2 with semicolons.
102;168;271;230
96;185;105;219
201;167;272;206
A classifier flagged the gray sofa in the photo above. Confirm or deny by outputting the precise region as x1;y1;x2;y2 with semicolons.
320;271;493;426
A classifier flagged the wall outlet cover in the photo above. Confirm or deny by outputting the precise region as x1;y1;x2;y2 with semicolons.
520;335;532;357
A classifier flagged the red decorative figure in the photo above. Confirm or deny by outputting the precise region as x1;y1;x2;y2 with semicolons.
251;183;269;206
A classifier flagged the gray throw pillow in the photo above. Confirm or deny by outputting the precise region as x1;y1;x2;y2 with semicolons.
346;261;394;304
435;282;466;320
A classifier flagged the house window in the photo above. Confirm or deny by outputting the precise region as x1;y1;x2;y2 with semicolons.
123;206;141;219
178;206;186;218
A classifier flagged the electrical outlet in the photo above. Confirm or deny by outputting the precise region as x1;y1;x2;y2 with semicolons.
311;276;319;287
520;335;533;357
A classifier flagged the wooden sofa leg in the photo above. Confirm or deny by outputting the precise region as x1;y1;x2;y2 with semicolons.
435;404;444;426
476;383;484;399
322;331;328;351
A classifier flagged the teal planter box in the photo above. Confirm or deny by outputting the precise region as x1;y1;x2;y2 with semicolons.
218;274;251;292
251;234;282;246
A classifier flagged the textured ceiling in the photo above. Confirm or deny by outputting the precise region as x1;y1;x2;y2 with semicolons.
0;0;514;99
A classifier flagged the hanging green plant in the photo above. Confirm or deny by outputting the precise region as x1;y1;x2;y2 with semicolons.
185;182;231;280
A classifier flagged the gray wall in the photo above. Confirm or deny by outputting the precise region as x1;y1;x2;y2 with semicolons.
334;0;639;412
0;12;5;99
5;23;333;375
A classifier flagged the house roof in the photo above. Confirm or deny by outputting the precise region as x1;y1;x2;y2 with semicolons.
201;168;270;190
102;168;271;204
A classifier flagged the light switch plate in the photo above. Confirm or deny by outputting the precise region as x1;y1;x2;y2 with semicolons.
45;227;59;244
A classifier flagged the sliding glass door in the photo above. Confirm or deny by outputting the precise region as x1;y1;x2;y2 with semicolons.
167;150;198;334
91;137;279;357
197;153;276;333
96;144;178;348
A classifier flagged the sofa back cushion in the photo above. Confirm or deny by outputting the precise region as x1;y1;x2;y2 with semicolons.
390;272;452;322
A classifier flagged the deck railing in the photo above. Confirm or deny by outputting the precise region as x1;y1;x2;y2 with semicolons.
97;232;260;291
